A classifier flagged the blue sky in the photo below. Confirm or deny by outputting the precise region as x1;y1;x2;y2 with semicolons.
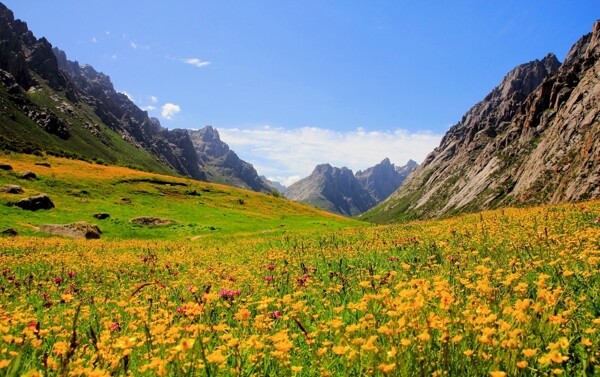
4;1;599;184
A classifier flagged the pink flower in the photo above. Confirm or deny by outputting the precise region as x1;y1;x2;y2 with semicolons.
264;275;274;283
272;310;282;319
220;289;241;300
266;264;276;271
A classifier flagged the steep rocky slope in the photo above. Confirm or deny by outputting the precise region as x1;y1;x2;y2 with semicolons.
0;2;276;192
53;48;206;180
356;158;417;202
0;2;202;177
285;164;376;216
188;126;272;193
285;159;416;216
363;21;600;223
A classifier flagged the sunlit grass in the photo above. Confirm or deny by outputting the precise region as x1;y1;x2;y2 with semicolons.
0;154;599;376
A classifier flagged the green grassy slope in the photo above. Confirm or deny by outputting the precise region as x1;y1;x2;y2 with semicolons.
0;76;175;175
0;154;365;240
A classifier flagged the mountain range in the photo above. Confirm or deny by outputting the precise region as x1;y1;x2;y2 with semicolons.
0;2;270;193
1;1;598;222
363;20;600;222
284;159;417;216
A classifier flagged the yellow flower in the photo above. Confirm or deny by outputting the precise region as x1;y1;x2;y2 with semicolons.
291;366;303;372
378;363;396;373
489;371;506;377
581;338;592;347
61;293;74;303
522;348;537;357
417;331;431;342
206;349;227;364
464;350;474;357
0;360;11;369
332;345;348;355
179;338;195;351
516;361;528;369
548;351;568;364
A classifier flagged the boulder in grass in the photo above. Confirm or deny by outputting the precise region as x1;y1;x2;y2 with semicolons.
39;221;102;239
15;194;54;210
0;184;23;194
1;228;18;237
0;164;12;171
130;216;176;226
93;212;110;220
19;171;37;180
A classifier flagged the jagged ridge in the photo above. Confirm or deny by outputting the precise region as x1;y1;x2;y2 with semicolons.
363;20;600;223
188;126;272;193
285;159;417;216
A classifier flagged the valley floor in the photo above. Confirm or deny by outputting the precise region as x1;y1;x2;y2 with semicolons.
0;155;599;376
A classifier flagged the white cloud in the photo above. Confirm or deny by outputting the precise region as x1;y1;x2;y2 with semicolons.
141;105;156;112
127;38;150;50
218;126;443;186
91;37;98;43
183;58;211;68
161;103;181;120
111;54;118;60
149;96;158;104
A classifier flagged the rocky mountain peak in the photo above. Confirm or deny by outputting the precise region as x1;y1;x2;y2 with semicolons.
188;126;230;158
541;53;561;73
364;20;600;222
313;163;333;174
286;158;417;216
356;158;418;203
187;127;271;193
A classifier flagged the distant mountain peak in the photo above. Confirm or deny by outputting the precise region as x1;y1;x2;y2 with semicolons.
188;127;271;193
286;158;417;216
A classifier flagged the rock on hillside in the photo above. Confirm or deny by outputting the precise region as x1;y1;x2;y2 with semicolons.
355;158;417;202
188;126;271;193
285;164;376;216
364;20;600;222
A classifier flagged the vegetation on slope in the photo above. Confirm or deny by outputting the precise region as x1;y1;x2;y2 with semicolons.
0;154;362;240
0;154;598;375
0;76;177;175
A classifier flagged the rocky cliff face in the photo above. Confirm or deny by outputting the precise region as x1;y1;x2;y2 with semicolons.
0;2;206;178
285;164;376;216
356;158;417;202
53;48;206;180
363;21;600;223
285;158;415;216
188;126;271;192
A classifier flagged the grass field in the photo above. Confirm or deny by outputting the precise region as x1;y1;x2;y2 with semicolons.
0;153;362;240
0;154;599;376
